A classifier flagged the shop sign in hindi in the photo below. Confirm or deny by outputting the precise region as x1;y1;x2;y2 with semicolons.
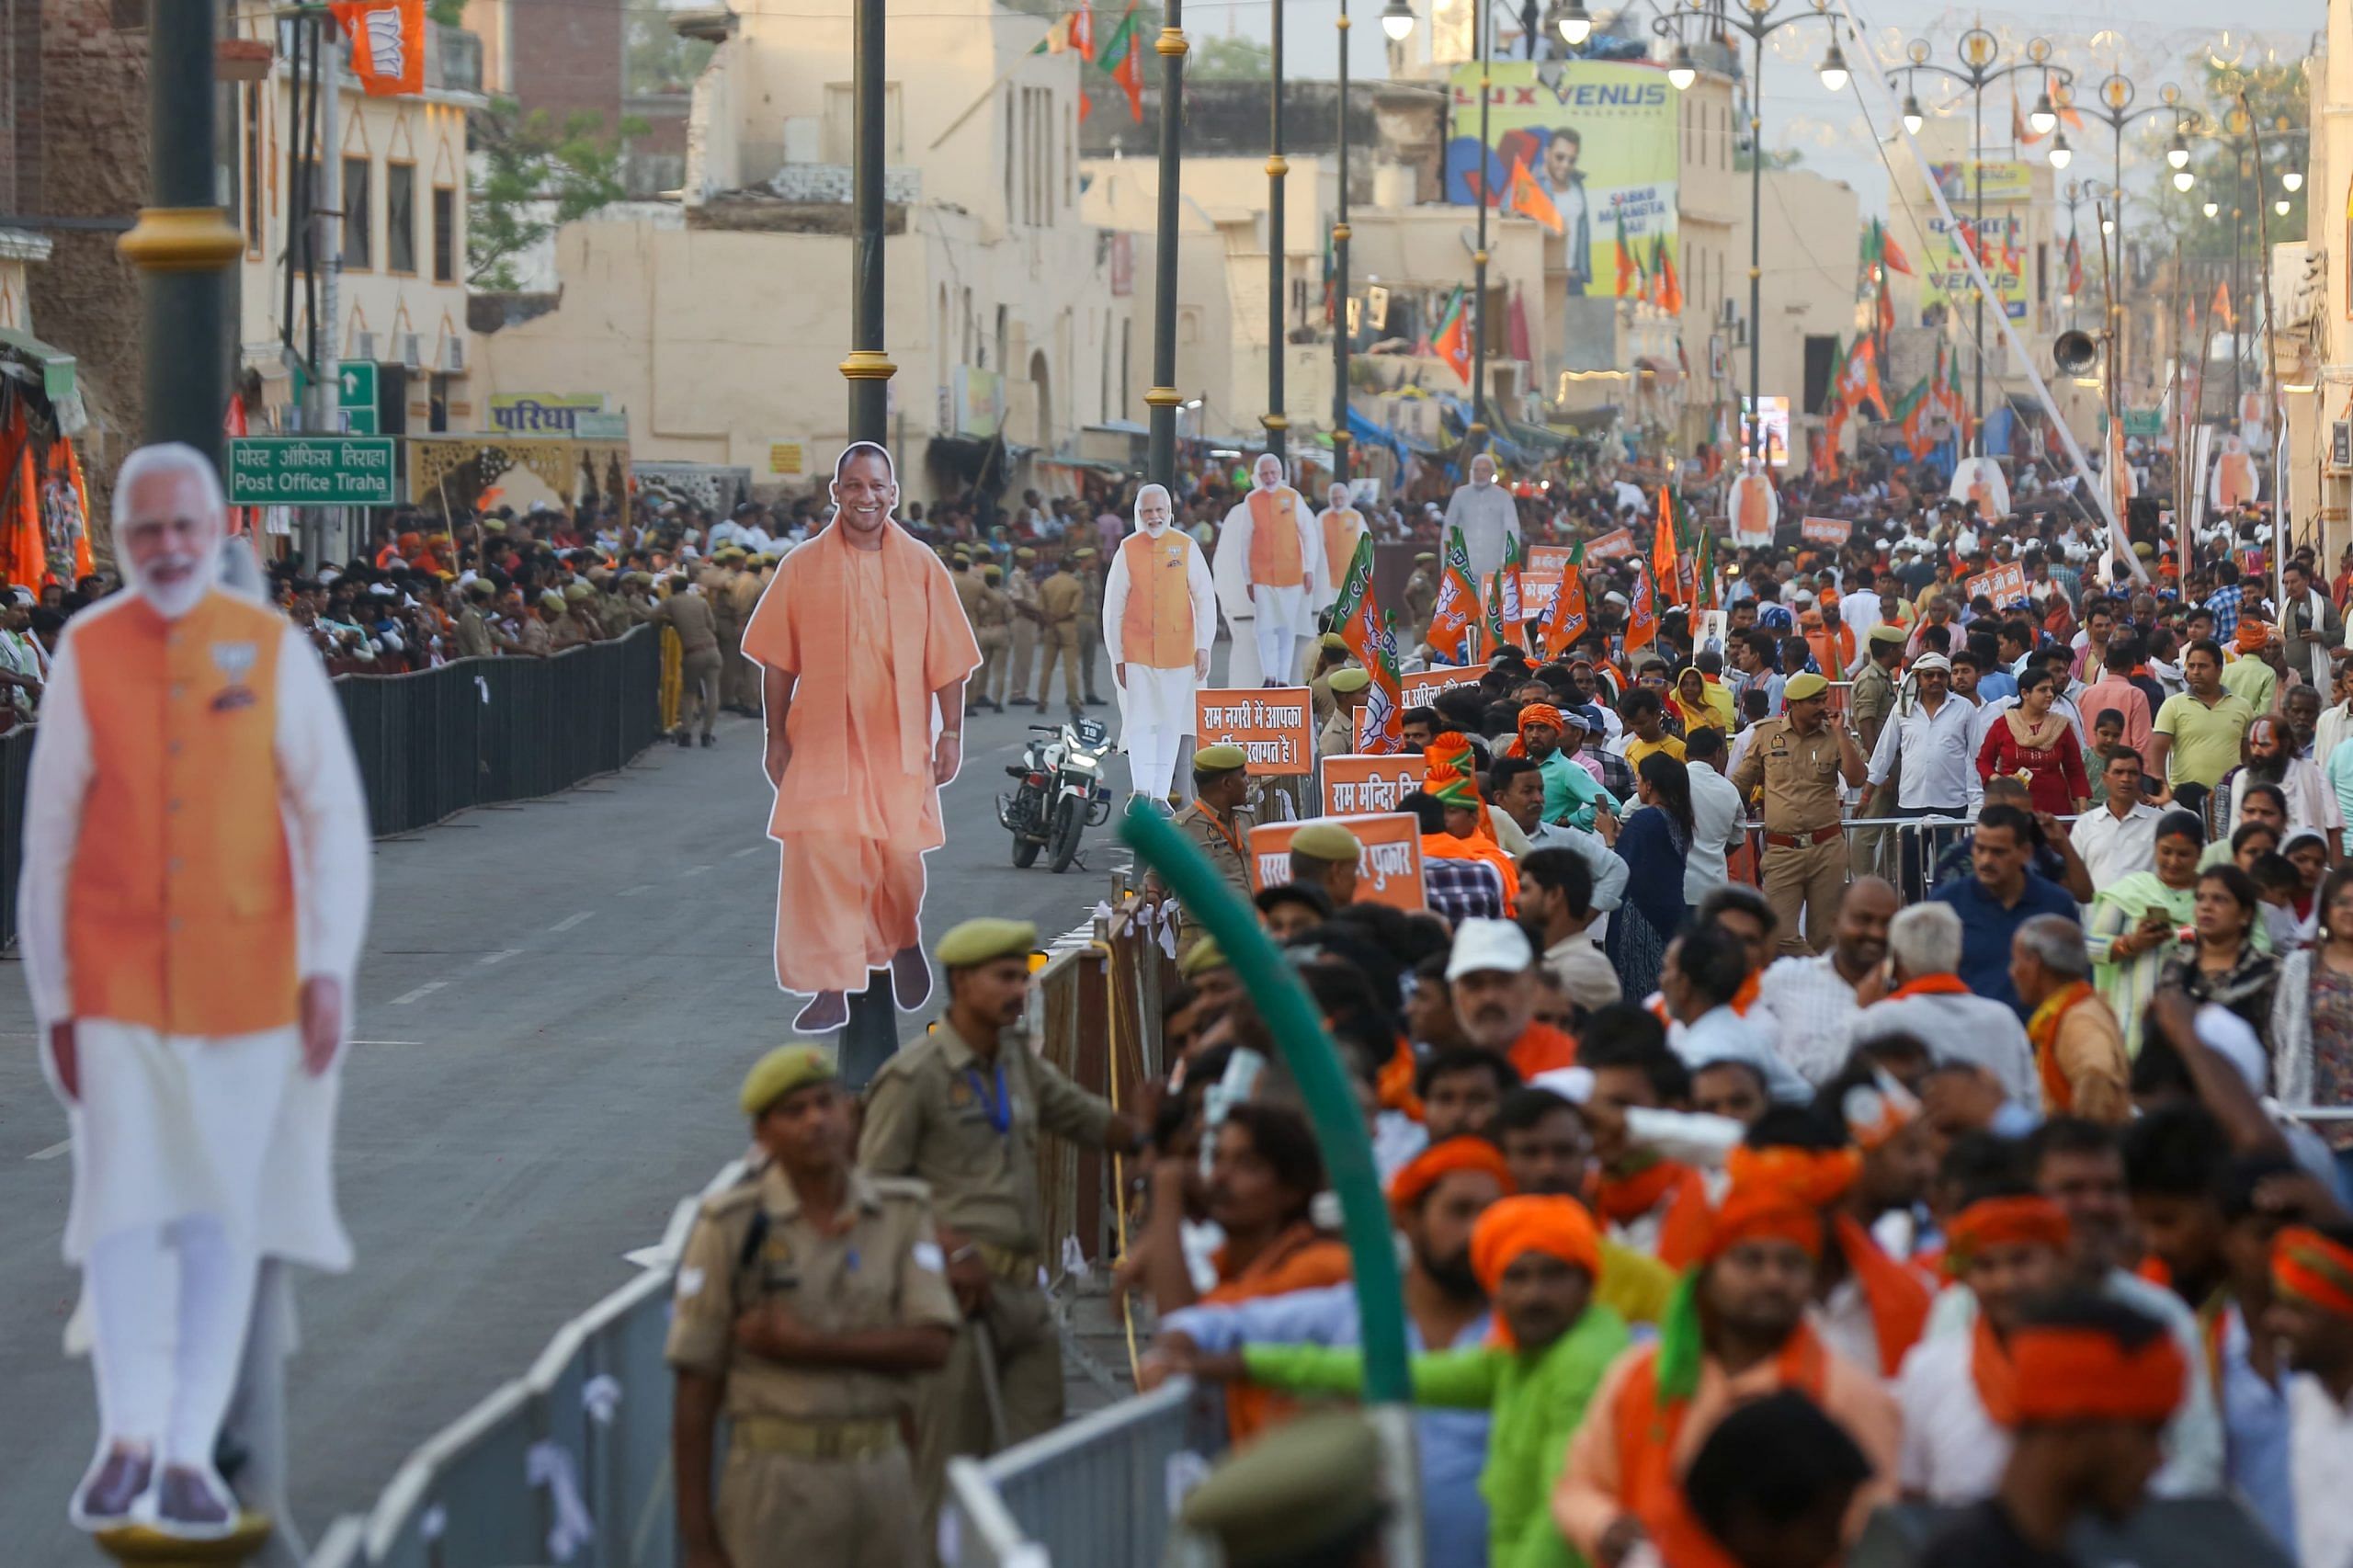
486;392;607;435
1195;687;1314;776
1248;813;1427;910
227;437;398;506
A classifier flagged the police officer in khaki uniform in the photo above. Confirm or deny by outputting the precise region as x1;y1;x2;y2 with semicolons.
670;1045;959;1568
1002;549;1041;706
1307;631;1351;727
654;573;724;745
453;578;496;659
1074;547;1106;706
971;564;1012;713
857;919;1152;1533
1033;556;1085;712
1847;625;1905;881
727;555;767;712
949;551;990;709
1730;671;1866;954
710;548;749;712
1169;743;1257;898
1318;666;1370;758
1403;551;1439;646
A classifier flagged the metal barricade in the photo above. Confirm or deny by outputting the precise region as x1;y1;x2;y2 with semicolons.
942;1378;1222;1568
1733;812;1983;907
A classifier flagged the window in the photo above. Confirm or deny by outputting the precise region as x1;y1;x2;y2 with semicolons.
342;155;371;269
432;186;456;283
386;162;417;274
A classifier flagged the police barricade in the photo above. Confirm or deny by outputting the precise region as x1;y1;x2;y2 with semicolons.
941;1377;1223;1568
1733;812;1979;908
309;1180;717;1568
335;626;665;837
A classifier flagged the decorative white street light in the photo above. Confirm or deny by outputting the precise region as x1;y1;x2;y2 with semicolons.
1380;0;1415;41
2283;169;2304;192
1557;0;1592;44
2166;131;2191;169
1901;93;1924;134
2028;89;2057;136
1667;42;1698;90
2048;131;2072;169
1817;40;1848;93
2173;168;2196;191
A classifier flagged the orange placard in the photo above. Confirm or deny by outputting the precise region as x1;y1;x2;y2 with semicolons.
1800;516;1852;546
1521;543;1574;622
1966;562;2028;608
1319;754;1425;816
1195;686;1315;776
1584;527;1637;562
1399;667;1482;707
1248;812;1426;910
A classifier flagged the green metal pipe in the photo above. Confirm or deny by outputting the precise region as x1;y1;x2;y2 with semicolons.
1118;798;1409;1402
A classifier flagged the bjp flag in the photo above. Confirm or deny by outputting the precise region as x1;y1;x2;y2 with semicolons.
330;0;426;97
1506;159;1565;235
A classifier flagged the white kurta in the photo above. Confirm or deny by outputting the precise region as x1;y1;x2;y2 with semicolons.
1211;487;1325;687
20;619;371;1270
1103;526;1217;799
1442;482;1520;589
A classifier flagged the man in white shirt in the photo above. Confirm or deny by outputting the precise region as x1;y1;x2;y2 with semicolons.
1847;903;2038;1107
2273;1221;2353;1568
1757;878;1898;1087
1682;726;1746;908
1864;653;1976;892
2069;746;2163;893
1441;453;1521;589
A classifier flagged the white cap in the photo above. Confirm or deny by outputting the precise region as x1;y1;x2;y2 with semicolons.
2194;1003;2268;1096
1445;917;1533;983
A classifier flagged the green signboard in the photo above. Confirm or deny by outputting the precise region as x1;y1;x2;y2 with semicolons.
227;437;399;506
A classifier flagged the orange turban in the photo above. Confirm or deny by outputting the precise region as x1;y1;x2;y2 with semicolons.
1518;702;1566;737
1424;733;1483;810
1470;1196;1601;1346
1387;1137;1515;1220
2000;1324;2187;1426
2273;1226;2353;1319
1944;1195;2070;1277
1723;1144;1861;1209
1702;1185;1824;1264
2236;619;2275;654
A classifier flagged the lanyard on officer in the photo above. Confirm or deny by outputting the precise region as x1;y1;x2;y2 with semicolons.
964;1062;1011;1135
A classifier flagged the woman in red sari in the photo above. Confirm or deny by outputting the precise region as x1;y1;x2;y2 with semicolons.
1977;664;2090;815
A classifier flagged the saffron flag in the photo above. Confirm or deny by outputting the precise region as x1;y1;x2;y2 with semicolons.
1877;220;1914;276
1651;487;1679;600
1072;0;1095;60
2212;279;2235;330
1426;525;1481;665
1694;525;1716;612
1836;333;1891;420
1432;288;1474;386
1332;534;1404;754
1507;159;1565;235
1498;530;1526;631
1651;234;1684;315
1614;210;1641;298
1874;268;1895;338
1819;335;1852;415
1624;558;1658;656
330;0;425;96
1484;569;1512;653
1893;375;1936;460
1542;540;1588;657
1098;6;1146;122
2064;232;2084;297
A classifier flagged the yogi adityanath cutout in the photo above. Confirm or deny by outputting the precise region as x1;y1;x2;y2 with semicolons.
1212;451;1325;688
1314;480;1368;619
23;444;371;1539
745;443;981;1035
1101;483;1213;806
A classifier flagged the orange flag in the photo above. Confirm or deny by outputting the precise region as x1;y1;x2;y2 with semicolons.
329;0;426;97
1651;489;1679;601
1507;159;1565;235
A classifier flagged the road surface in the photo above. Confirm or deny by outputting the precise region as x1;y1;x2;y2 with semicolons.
0;677;1154;1557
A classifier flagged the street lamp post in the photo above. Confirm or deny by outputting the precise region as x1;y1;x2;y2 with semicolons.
1674;0;1842;466
118;0;241;461
2058;74;2187;394
1333;0;1353;483
1470;0;1491;448
1145;0;1188;485
841;0;893;446
1265;0;1288;461
1886;30;2071;448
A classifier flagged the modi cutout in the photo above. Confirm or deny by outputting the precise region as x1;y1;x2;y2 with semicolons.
1729;458;1778;549
1314;481;1368;619
23;444;370;1539
1212;452;1325;687
745;443;981;1034
1102;483;1214;806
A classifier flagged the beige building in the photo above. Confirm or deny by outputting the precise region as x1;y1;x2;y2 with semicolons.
479;1;1123;501
2281;0;2351;560
233;14;484;435
1730;167;1861;467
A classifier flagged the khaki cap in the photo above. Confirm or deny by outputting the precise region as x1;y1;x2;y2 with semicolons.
1194;743;1248;774
739;1044;837;1116
1289;823;1362;863
934;916;1040;970
1782;672;1829;702
1326;667;1370;694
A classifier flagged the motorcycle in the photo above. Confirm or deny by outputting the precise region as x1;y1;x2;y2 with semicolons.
997;716;1115;872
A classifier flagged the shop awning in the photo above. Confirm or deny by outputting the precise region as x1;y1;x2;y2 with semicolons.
0;326;85;436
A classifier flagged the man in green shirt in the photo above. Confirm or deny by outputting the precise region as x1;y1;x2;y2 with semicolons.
1521;704;1620;829
1197;1196;1631;1568
2150;639;2256;793
2219;624;2284;716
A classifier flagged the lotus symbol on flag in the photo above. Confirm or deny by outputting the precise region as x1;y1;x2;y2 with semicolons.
364;7;406;74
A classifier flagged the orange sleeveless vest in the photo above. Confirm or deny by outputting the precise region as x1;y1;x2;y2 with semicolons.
1321;508;1362;583
65;591;300;1036
1118;530;1196;671
1247;489;1304;588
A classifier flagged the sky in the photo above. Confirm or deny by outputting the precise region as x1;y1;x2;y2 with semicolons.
1191;0;2321;214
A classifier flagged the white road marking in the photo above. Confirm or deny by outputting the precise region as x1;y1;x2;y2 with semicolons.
620;884;654;897
349;1040;423;1047
551;911;597;930
732;845;764;859
390;982;449;1005
478;949;522;966
682;864;714;877
27;1138;70;1162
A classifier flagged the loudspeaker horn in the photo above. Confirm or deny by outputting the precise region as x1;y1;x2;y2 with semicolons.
2052;330;2099;374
